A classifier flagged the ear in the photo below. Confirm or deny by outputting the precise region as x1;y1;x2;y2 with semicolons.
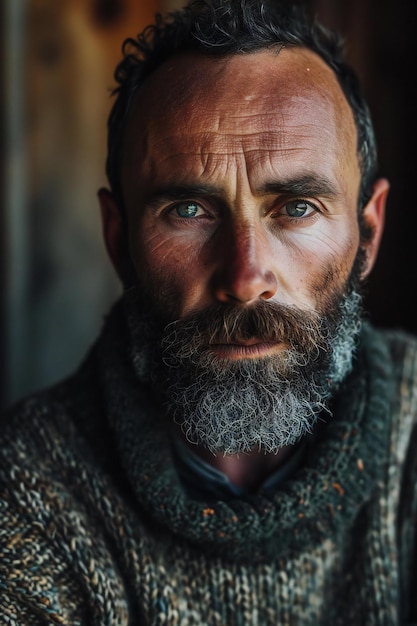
98;187;126;282
360;177;389;279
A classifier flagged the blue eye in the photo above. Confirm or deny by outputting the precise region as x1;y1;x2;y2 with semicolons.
284;200;316;218
175;202;201;218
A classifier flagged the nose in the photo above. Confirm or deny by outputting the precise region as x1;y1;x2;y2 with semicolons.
212;221;278;305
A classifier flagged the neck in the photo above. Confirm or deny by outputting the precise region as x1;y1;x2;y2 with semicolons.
178;434;296;491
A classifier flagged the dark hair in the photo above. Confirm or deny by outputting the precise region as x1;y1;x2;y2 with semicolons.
106;0;378;220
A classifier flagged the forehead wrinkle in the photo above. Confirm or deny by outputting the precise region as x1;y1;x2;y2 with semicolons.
123;49;360;206
143;84;342;155
142;149;344;208
143;129;340;191
143;120;336;164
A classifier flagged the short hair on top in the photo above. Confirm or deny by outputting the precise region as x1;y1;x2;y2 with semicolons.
106;0;378;223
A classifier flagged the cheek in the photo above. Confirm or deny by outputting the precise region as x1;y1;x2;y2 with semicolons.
130;230;206;317
309;238;360;310
283;220;359;305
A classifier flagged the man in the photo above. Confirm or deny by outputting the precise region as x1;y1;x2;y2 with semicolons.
1;0;416;623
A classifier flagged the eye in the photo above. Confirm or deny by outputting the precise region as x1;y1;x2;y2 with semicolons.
172;201;206;218
282;199;317;218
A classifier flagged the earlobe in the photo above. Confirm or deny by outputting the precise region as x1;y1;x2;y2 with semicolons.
360;177;389;279
98;187;125;282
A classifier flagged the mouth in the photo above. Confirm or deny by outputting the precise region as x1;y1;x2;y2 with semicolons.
208;338;287;360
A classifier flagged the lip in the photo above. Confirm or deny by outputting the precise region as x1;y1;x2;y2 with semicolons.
208;340;286;360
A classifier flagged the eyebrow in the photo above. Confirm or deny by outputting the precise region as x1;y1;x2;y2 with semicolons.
143;174;339;209
143;184;222;210
259;174;339;198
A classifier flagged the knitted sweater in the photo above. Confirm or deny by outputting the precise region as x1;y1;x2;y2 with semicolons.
1;300;417;625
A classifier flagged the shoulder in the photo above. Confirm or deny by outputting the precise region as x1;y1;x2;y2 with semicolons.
0;345;117;502
0;383;77;478
364;320;417;349
380;324;417;355
366;323;417;491
365;323;417;426
363;322;417;381
0;368;128;622
0;371;90;472
0;343;106;463
0;371;99;532
352;323;417;486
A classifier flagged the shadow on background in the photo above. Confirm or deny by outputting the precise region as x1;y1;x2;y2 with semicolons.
1;0;416;411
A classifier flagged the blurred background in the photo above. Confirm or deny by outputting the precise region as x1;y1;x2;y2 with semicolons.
1;0;416;411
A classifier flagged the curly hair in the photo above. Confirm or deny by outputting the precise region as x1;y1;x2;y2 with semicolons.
106;0;378;223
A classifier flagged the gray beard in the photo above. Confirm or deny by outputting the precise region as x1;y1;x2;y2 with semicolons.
126;288;363;456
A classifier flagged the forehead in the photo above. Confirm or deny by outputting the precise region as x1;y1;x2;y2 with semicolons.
122;48;359;191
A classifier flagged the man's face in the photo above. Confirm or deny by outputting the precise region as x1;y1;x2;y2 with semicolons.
122;48;363;330
102;48;386;453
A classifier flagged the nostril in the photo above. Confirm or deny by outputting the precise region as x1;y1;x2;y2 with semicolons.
214;267;278;304
260;271;278;300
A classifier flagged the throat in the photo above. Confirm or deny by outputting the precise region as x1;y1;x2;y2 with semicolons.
208;446;296;491
172;431;308;498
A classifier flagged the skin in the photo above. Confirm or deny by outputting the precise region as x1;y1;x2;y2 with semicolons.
99;47;388;487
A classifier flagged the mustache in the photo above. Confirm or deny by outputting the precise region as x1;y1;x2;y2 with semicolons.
161;301;335;354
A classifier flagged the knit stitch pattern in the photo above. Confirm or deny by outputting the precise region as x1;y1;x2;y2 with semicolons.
1;299;417;625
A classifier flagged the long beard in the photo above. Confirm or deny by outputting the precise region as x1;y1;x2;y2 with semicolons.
126;287;363;455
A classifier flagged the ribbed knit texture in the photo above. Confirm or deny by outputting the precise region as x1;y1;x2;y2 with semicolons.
1;298;417;625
